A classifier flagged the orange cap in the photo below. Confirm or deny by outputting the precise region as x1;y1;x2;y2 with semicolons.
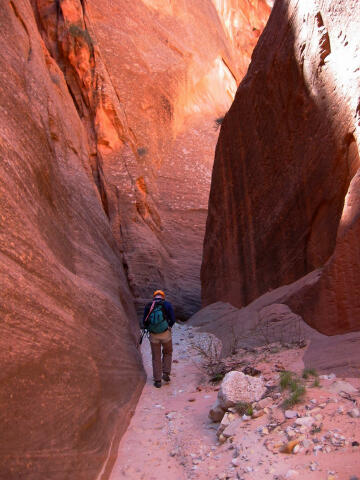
153;290;165;299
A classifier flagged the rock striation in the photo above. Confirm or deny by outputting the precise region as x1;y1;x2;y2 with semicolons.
202;0;360;334
0;2;145;478
0;0;271;478
31;0;270;318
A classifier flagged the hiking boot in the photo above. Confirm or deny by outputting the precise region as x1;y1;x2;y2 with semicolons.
162;373;170;382
154;381;161;388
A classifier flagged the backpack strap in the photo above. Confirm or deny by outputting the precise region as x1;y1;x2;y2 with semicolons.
144;300;156;328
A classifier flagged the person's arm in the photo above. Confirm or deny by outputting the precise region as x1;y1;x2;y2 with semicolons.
141;304;150;329
164;301;175;327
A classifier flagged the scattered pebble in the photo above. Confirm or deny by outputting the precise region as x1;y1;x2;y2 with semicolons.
285;470;299;479
285;410;299;419
349;408;360;418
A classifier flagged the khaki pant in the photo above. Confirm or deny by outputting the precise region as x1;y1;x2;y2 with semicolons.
150;329;172;382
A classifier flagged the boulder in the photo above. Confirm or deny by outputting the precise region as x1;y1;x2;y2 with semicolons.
218;371;266;409
209;399;226;422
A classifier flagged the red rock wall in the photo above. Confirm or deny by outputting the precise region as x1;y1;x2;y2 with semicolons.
1;0;271;478
202;0;360;334
0;1;145;478
31;0;270;318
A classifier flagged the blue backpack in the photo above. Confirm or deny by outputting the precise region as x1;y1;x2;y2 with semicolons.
146;302;169;334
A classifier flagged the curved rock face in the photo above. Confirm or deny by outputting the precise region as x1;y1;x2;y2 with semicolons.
0;2;144;478
1;0;270;478
31;0;270;318
202;0;360;334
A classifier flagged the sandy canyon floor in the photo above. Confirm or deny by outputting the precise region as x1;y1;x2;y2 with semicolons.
110;324;360;480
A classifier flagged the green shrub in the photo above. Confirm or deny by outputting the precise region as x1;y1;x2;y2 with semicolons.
312;377;320;387
302;368;318;379
280;371;295;390
210;373;225;383
234;401;253;416
282;384;306;408
280;370;306;408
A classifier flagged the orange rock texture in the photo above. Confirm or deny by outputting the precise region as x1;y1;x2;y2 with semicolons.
0;0;270;478
202;0;360;334
32;0;270;318
0;2;145;479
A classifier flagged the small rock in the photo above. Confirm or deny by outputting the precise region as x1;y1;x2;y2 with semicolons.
309;462;318;471
258;426;269;436
285;410;298;419
337;407;344;414
218;433;227;444
280;439;301;454
285;470;299;479
209;400;226;422
295;417;315;428
223;417;243;438
348;408;360;418
302;439;312;449
217;412;232;435
328;380;357;395
252;409;265;419
257;397;273;409
292;444;300;454
218;371;266;409
352;441;360;447
166;411;177;420
231;457;241;467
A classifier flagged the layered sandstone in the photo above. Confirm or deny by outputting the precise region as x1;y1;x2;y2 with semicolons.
32;0;270;318
0;2;144;478
202;0;360;334
1;0;271;478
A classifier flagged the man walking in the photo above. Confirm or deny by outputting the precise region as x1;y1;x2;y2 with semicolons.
142;290;175;388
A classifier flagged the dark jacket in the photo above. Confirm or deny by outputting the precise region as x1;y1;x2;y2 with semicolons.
141;299;175;329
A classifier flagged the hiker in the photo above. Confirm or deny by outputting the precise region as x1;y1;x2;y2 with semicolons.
141;290;175;388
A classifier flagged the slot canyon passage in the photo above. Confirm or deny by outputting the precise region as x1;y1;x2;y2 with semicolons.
1;0;360;479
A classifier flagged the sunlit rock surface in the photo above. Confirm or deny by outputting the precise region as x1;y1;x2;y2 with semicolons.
202;0;360;334
0;2;145;479
1;0;270;478
32;0;270;318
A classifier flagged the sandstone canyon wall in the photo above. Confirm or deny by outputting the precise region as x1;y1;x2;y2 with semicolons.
0;0;271;478
0;1;145;479
32;0;270;318
202;0;360;334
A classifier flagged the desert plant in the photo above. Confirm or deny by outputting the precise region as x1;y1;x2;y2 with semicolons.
280;371;295;390
234;402;253;416
279;370;306;408
282;384;306;408
210;373;225;383
192;335;224;378
302;368;318;379
312;377;320;387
